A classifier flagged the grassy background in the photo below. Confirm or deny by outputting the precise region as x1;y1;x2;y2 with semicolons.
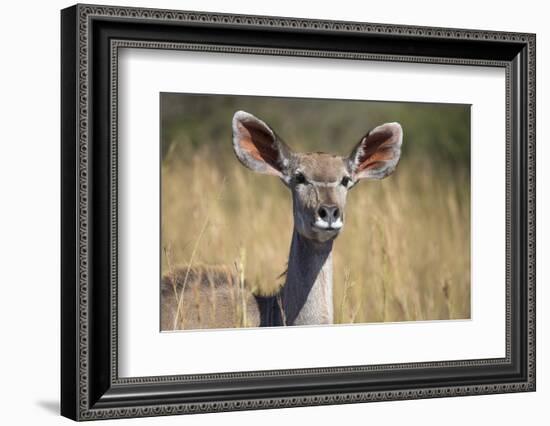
161;93;471;324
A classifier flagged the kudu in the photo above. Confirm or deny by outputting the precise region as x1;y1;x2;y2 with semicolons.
161;110;403;330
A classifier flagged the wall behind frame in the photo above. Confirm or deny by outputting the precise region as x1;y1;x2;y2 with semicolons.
0;0;546;425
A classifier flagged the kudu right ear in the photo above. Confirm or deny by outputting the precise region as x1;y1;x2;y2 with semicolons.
232;111;292;180
347;122;403;181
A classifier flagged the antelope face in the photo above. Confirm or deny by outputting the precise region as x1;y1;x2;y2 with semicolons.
232;110;403;243
288;153;350;242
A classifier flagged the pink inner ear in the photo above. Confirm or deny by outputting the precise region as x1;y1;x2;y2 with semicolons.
237;122;280;172
359;146;397;171
357;129;396;171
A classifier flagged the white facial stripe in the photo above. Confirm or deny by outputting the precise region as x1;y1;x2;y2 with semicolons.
309;179;339;188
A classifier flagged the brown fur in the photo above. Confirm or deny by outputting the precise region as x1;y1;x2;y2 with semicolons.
160;265;260;331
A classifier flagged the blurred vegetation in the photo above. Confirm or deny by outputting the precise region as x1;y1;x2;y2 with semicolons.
160;93;471;326
161;93;470;170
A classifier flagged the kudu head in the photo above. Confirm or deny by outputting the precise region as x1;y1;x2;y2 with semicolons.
232;111;403;243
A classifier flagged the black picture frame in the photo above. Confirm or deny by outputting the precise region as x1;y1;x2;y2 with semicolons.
61;3;536;421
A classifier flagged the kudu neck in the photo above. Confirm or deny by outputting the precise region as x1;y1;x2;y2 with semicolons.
279;229;335;326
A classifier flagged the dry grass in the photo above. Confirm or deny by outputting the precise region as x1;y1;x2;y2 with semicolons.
161;144;470;326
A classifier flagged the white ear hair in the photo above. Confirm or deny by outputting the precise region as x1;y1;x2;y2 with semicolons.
232;111;275;145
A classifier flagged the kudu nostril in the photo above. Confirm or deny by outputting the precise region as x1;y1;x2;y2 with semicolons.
318;205;340;224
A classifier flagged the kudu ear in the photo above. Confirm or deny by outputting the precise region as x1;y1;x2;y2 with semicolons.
347;122;403;181
232;111;292;180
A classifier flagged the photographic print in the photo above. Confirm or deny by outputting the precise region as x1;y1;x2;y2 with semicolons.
160;94;471;331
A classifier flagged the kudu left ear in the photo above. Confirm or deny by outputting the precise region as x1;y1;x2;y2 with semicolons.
347;122;403;181
232;111;293;180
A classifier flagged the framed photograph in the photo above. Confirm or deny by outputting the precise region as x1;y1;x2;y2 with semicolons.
61;4;536;420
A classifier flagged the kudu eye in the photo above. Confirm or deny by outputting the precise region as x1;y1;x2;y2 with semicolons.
295;172;307;185
341;176;351;187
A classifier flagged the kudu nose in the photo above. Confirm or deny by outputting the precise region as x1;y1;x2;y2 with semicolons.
317;205;340;224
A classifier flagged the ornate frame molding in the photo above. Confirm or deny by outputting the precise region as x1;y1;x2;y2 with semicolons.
61;4;536;420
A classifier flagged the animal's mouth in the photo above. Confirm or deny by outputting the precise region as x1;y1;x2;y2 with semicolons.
311;220;343;232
